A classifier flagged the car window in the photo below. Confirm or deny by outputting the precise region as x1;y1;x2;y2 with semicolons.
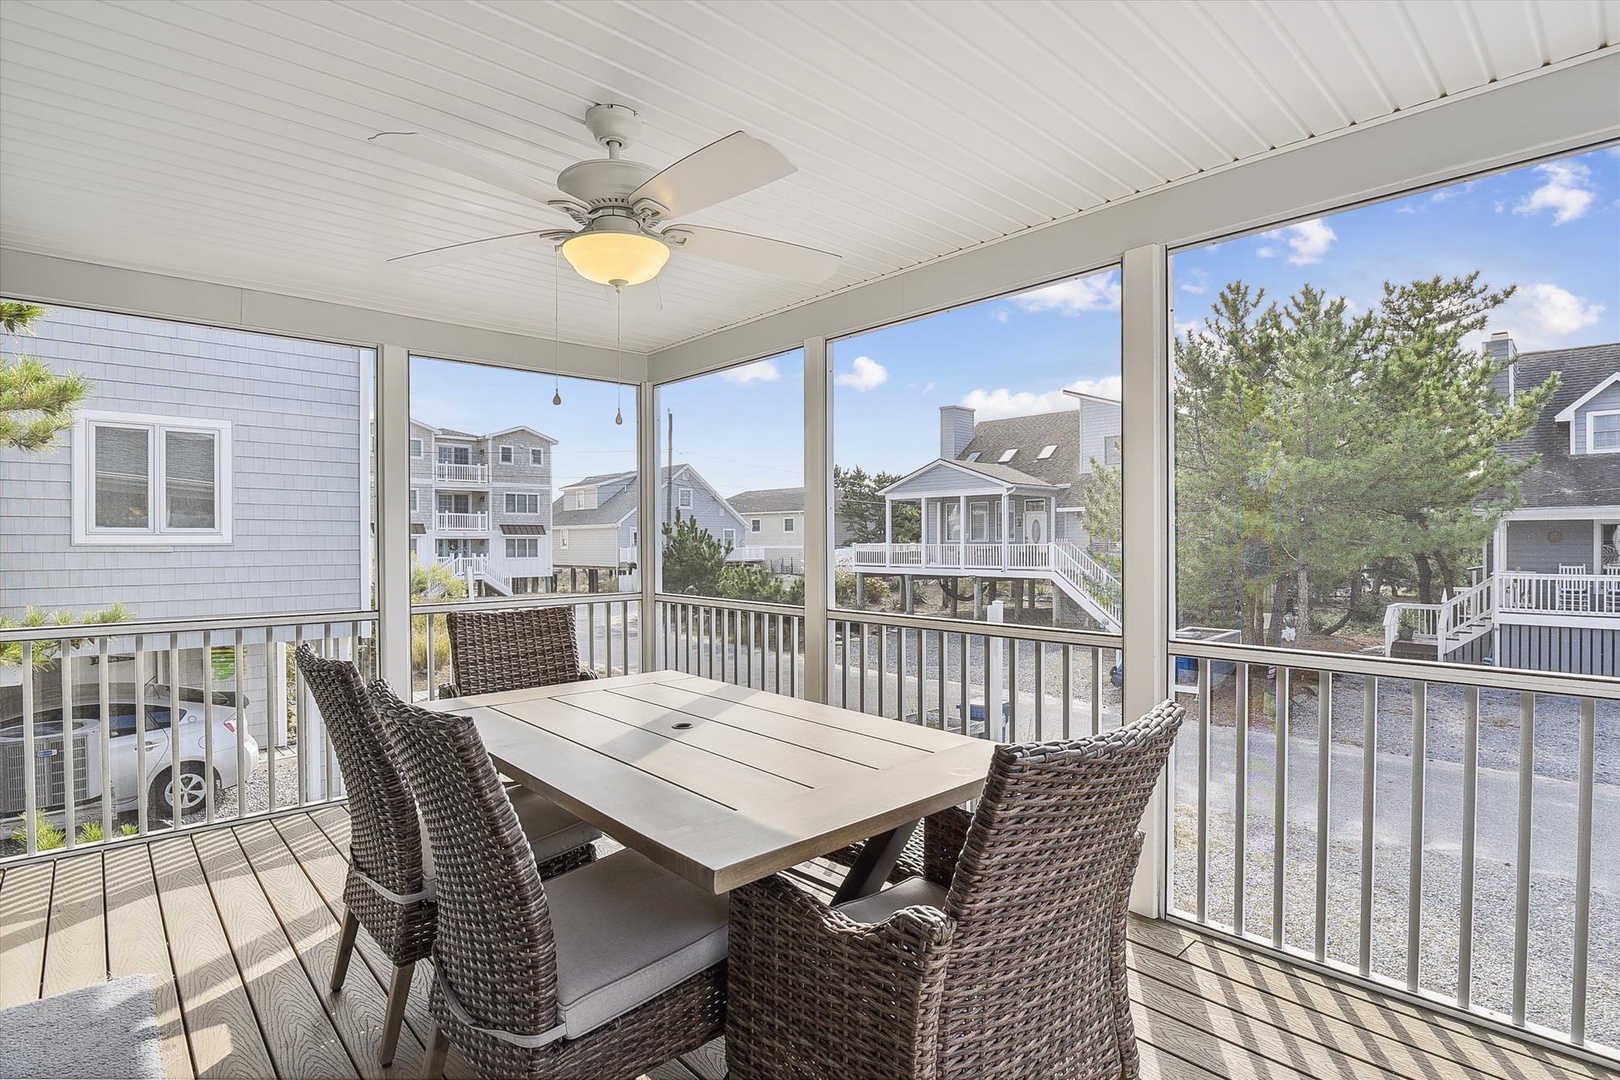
102;703;174;737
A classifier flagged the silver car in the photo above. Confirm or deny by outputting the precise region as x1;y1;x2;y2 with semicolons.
0;683;260;821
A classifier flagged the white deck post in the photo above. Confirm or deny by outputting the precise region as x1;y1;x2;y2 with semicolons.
804;336;832;703
1121;243;1171;918
376;343;412;692
639;380;658;673
958;494;967;568
1001;492;1011;568
885;498;893;564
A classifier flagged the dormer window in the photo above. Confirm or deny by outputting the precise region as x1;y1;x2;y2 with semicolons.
998;448;1018;463
1037;445;1057;460
1590;410;1620;453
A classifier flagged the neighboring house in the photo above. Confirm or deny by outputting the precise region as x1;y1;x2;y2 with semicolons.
728;486;805;574
0;304;371;747
850;400;1122;631
407;419;556;596
1393;334;1620;675
552;464;750;590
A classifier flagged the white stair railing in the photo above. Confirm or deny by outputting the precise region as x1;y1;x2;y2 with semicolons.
1438;578;1494;656
1050;542;1122;632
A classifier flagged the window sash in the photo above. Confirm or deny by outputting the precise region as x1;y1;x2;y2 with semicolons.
500;446;514;463
531;447;545;465
84;417;227;540
783;517;795;532
1590;411;1620;452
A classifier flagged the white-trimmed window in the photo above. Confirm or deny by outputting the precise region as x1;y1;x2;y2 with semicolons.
965;451;981;462
997;448;1018;463
1024;498;1044;512
506;537;540;559
500;445;514;464
783;516;795;533
74;411;232;545
505;493;540;513
751;518;762;533
531;447;546;466
677;487;693;509
1037;444;1057;460
560;531;569;549
722;528;736;547
409;488;419;512
1589;410;1620;453
410;438;423;457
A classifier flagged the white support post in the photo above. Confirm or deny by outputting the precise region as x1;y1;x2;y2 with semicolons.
1121;243;1172;918
376;343;412;692
804;336;831;702
884;498;893;562
957;494;968;568
639;381;658;673
1001;493;1011;567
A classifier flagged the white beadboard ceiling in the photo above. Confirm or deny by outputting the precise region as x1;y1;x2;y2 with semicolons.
0;0;1613;354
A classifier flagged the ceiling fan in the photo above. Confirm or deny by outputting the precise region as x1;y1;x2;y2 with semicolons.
372;104;842;289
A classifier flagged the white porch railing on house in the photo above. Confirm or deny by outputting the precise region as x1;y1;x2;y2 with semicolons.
411;593;639;701
435;511;489;531
1169;641;1612;1055
1499;571;1620;615
1385;603;1442;653
618;546;640;565
434;461;488;484
1;610;374;862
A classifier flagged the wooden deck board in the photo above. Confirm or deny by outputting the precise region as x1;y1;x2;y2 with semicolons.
5;807;1606;1080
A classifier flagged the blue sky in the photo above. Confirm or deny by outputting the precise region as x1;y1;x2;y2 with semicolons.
412;147;1619;496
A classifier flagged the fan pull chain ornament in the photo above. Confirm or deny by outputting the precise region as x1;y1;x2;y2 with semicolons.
552;252;563;406
614;283;625;426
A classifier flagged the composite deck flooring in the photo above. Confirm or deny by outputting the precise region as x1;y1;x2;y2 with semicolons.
0;807;1608;1080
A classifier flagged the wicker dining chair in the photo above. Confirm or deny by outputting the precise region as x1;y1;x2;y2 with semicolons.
368;681;728;1080
443;606;597;698
293;647;603;1066
726;699;1185;1080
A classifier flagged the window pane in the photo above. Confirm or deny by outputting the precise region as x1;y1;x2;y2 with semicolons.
164;430;216;529
831;266;1123;632
1592;412;1620;450
93;425;149;528
655;349;806;601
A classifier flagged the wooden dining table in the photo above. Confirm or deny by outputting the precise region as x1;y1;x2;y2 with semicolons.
424;669;995;899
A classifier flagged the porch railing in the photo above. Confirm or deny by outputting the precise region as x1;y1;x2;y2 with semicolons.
1;610;374;863
434;461;488;484
1169;641;1613;1054
436;511;489;531
656;596;805;697
1499;571;1620;615
411;594;640;701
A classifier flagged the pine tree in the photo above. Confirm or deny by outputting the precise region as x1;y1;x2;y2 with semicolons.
1;302;92;453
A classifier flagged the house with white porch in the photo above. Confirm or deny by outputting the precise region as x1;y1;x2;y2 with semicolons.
727;486;805;575
1388;335;1620;676
851;398;1122;631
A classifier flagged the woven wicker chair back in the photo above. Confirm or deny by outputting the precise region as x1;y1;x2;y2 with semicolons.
938;699;1184;1080
369;680;560;1056
294;646;435;964
446;607;585;696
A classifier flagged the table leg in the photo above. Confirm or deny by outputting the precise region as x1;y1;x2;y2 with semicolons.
831;820;919;905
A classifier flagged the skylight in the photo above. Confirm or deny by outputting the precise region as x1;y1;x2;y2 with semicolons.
1037;444;1057;459
998;448;1018;463
965;451;981;462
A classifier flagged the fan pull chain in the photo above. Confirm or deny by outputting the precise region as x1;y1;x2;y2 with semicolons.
552;252;562;405
614;284;624;426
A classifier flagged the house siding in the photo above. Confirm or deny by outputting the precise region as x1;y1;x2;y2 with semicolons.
1504;518;1596;572
1078;398;1122;474
1;306;369;622
556;525;621;570
1491;624;1619;678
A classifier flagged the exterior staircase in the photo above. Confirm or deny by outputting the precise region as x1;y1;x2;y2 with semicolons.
1049;542;1123;633
445;554;512;597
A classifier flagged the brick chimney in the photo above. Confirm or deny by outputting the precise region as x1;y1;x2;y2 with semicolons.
939;405;975;459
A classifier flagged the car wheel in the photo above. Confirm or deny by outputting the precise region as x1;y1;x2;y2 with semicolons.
150;764;209;819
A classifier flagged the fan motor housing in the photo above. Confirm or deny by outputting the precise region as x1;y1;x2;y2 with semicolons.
556;157;656;208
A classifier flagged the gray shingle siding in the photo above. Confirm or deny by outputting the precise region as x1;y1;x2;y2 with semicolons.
1;306;370;622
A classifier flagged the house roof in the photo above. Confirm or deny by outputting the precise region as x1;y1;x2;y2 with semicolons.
957;410;1086;487
729;486;805;513
1505;342;1620;508
553;464;747;530
881;457;1061;497
409;418;555;443
486;425;558;444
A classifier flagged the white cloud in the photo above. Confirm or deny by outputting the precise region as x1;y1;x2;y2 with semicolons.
1470;282;1606;351
1010;273;1121;315
720;359;781;384
960;375;1122;421
919;381;936;396
1173;319;1201;339
835;355;888;391
1258;219;1336;265
1514;161;1595;224
1178;269;1209;296
992;307;1010;324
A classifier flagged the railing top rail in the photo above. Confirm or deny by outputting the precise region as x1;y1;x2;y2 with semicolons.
1171;638;1620;697
411;594;639;616
0;609;379;643
655;594;806;618
831;607;1122;649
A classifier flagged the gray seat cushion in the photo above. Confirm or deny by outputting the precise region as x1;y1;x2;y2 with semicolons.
420;786;601;880
834;875;949;923
544;849;729;1039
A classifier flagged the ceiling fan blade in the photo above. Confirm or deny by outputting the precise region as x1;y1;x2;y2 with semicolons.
666;226;841;283
369;132;573;209
388;230;571;268
629;132;795;217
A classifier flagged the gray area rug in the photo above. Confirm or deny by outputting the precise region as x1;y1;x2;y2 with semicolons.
0;975;164;1079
